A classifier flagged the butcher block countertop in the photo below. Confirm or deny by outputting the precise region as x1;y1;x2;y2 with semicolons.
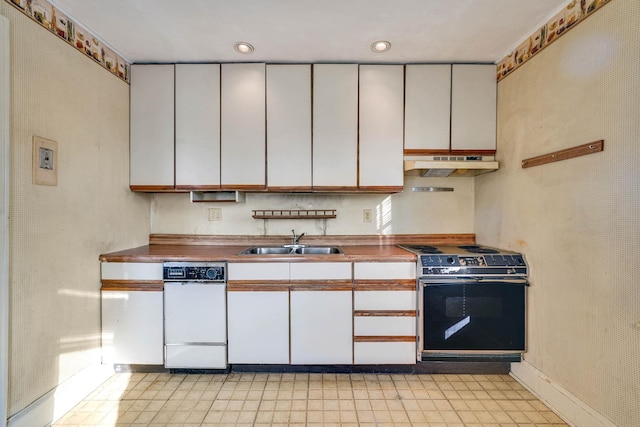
99;233;476;263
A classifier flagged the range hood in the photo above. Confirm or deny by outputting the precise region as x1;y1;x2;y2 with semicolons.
404;155;499;177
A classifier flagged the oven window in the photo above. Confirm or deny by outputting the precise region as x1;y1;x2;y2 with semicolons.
445;296;502;318
423;283;525;351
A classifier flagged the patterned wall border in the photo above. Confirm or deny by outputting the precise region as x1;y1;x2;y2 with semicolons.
496;0;613;81
5;0;130;83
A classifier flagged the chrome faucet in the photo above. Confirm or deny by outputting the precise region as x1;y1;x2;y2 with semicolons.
291;229;306;246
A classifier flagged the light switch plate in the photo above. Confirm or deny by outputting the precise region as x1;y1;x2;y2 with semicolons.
32;136;57;186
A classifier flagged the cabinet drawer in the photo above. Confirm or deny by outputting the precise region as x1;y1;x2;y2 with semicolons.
354;342;416;365
353;262;415;280
354;316;416;336
354;290;416;310
227;262;289;281
101;262;163;281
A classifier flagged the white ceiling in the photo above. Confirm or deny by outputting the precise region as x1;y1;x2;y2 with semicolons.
50;0;568;64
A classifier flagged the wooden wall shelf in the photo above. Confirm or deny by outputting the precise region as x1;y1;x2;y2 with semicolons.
252;209;337;219
521;140;604;169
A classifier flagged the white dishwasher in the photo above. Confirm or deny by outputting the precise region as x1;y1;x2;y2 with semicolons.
163;262;227;369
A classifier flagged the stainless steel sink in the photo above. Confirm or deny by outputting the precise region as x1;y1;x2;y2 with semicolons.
239;246;343;255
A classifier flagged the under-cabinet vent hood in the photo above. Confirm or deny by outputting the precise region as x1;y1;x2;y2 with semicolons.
404;155;499;177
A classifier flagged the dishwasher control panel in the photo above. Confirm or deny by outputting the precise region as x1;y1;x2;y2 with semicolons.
163;262;226;282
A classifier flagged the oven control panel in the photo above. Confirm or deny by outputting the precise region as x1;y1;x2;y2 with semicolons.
420;254;526;267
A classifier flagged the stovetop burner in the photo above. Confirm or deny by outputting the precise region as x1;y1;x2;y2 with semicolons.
458;245;500;254
403;245;442;254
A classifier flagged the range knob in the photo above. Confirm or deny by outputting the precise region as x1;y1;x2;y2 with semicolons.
446;257;456;265
459;258;466;266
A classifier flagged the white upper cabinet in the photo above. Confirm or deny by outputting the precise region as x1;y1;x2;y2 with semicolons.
130;64;175;189
175;64;221;189
405;64;452;153
451;64;497;152
266;65;312;189
358;65;405;189
312;64;358;189
221;63;266;189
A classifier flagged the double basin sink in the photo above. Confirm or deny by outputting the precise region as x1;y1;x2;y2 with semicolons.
240;245;343;255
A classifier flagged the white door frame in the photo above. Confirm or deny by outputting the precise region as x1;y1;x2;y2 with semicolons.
0;13;10;427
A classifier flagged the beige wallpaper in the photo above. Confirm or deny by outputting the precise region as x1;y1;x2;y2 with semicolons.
475;0;639;425
0;4;150;417
150;175;475;236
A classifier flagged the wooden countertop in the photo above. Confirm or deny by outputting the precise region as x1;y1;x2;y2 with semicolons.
99;243;417;263
99;233;476;263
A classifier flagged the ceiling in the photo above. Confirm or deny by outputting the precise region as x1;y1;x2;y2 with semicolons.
49;0;568;64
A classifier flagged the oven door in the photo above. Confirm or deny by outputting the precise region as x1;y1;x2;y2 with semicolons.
421;278;527;352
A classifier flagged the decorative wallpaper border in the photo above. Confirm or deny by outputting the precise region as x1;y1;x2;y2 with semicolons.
497;0;613;81
5;0;130;82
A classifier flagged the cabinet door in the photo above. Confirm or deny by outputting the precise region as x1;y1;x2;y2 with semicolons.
290;290;352;364
451;64;497;152
312;64;358;189
266;65;311;189
221;63;266;189
101;290;164;365
175;64;221;189
130;64;175;190
404;64;451;153
228;290;290;364
358;65;405;190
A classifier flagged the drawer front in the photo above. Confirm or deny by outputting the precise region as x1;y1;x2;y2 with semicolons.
354;316;416;336
165;345;227;369
353;262;415;280
354;290;416;310
101;262;163;280
289;262;351;280
227;262;289;280
354;342;417;365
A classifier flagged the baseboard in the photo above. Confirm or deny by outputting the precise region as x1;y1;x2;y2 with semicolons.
7;364;113;427
510;361;616;427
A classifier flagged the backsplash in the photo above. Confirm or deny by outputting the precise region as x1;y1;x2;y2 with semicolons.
5;0;130;82
150;175;475;236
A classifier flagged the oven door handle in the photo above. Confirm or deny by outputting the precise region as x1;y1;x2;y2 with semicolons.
421;278;529;286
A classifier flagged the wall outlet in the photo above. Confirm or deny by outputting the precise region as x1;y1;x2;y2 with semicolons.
208;208;222;221
363;209;372;223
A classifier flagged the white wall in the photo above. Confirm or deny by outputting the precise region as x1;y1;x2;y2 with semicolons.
475;1;639;426
151;175;475;236
0;3;151;418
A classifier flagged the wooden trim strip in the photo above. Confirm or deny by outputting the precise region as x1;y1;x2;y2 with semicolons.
290;280;352;291
220;184;266;191
404;149;451;156
149;233;476;246
101;280;163;292
265;186;314;192
175;185;222;191
357;186;404;193
354;336;417;343
228;280;290;286
450;149;496;155
311;186;359;192
521;140;604;169
228;282;290;292
129;185;178;193
354;280;416;291
354;310;416;317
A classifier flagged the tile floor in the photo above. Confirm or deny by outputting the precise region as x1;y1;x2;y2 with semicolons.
53;372;568;427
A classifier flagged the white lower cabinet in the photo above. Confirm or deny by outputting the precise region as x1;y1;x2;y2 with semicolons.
101;290;164;365
354;342;417;365
227;290;289;364
290;289;352;364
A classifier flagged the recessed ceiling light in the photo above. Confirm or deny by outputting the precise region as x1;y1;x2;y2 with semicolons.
371;41;391;53
234;42;254;54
